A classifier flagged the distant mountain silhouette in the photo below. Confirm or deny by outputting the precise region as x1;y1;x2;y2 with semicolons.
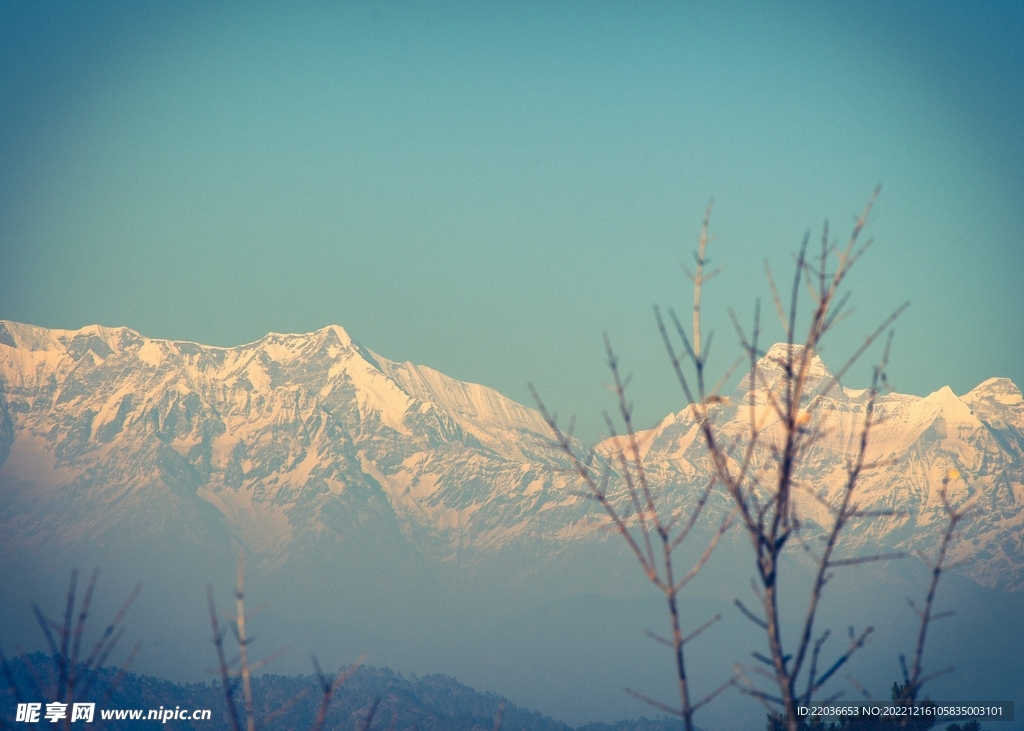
1;653;686;731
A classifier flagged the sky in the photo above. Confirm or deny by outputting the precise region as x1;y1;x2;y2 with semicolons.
1;0;1022;445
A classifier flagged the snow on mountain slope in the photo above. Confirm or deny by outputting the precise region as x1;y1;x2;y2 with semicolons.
0;320;590;572
605;344;1024;589
0;321;1022;589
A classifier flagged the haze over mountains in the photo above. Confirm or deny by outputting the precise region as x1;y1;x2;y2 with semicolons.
1;320;1022;728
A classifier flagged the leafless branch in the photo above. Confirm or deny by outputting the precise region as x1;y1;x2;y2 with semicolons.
623;688;684;719
905;473;968;696
208;585;242;731
734;600;768;630
681;614;722;646
311;658;363;731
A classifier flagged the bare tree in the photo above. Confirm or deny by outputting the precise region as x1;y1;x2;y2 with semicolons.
655;189;972;730
539;190;965;731
891;472;967;711
1;568;141;731
532;323;738;730
207;553;361;731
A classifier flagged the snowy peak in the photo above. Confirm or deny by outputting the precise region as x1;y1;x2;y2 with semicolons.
960;377;1024;431
734;343;837;399
963;377;1022;403
758;342;835;381
315;323;355;348
910;385;976;424
0;320;134;353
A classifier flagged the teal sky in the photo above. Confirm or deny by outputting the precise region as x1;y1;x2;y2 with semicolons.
2;1;1022;444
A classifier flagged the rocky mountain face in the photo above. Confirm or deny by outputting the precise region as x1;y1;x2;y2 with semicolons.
627;342;1024;590
1;321;1022;588
0;320;587;576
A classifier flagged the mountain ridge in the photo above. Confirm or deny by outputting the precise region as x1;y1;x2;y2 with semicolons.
3;319;1024;728
1;318;1022;589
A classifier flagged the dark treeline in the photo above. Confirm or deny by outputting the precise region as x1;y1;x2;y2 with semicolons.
1;653;686;731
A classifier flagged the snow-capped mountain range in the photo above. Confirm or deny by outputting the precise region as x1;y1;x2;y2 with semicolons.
1;320;1022;590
